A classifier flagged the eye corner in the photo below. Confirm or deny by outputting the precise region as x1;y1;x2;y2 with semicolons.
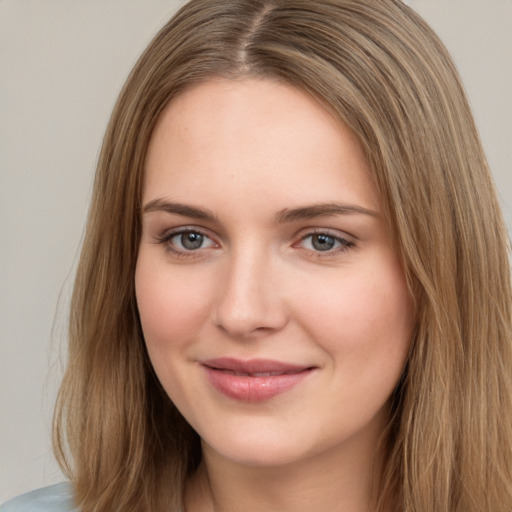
153;226;220;259
294;229;356;256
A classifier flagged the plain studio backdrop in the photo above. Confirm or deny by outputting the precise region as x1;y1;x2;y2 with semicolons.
0;0;511;503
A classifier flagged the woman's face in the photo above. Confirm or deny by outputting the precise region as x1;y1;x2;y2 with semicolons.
136;79;414;469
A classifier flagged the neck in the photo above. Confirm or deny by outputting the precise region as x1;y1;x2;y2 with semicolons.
185;426;391;512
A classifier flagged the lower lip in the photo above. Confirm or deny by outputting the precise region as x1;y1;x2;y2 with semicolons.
203;366;313;402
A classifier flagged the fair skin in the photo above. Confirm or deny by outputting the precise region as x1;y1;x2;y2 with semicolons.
135;78;414;512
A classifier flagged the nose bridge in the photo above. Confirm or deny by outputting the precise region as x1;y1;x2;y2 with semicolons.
214;242;287;337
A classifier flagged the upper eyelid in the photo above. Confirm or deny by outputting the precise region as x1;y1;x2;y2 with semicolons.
298;232;354;247
296;227;355;242
152;224;356;249
152;226;216;249
156;225;215;239
154;227;219;257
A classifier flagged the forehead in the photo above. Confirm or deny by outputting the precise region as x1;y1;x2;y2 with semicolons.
143;78;379;214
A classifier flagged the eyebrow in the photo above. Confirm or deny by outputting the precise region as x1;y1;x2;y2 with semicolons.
274;203;379;223
142;199;218;222
142;199;378;223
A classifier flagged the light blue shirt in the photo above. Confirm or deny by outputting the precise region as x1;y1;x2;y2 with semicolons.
1;483;77;512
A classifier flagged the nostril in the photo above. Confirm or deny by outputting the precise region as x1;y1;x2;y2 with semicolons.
212;260;289;337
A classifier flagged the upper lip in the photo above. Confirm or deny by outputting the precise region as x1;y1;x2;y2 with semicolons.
202;357;314;376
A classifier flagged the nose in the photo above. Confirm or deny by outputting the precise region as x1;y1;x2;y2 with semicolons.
213;249;289;339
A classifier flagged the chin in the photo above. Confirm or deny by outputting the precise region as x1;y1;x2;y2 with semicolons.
203;437;311;468
194;402;390;472
197;416;340;470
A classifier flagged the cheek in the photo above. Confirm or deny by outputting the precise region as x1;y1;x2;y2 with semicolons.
135;255;213;353
295;261;413;376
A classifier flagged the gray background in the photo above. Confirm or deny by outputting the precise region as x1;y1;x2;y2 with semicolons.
1;0;511;502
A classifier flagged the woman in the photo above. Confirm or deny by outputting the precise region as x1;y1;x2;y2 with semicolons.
3;0;511;511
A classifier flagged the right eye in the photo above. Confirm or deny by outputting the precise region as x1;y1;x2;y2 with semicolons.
172;231;211;250
156;228;217;255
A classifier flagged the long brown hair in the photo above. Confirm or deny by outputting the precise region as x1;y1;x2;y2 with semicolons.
54;1;512;510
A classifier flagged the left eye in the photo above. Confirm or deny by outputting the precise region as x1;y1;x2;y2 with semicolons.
300;233;350;252
170;231;215;251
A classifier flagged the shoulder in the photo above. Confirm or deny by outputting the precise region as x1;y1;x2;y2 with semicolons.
1;482;77;512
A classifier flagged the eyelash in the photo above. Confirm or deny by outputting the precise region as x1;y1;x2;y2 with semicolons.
154;228;355;258
154;228;217;258
296;230;355;257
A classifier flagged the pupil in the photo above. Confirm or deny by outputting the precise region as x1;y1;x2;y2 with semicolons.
182;232;203;250
312;234;335;251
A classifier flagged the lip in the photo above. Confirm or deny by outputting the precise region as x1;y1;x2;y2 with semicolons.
201;358;315;402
